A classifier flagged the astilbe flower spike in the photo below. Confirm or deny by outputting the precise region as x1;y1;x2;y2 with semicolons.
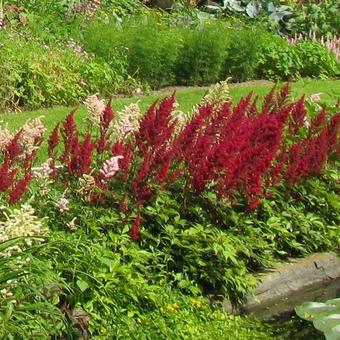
48;123;60;158
8;172;32;205
68;133;95;176
129;214;142;241
60;109;78;163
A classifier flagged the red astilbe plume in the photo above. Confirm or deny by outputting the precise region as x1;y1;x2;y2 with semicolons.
284;111;339;184
96;98;115;154
8;172;32;205
60;109;78;163
131;152;153;204
173;104;215;162
289;96;307;136
0;158;18;192
325;113;340;153
22;150;37;173
262;84;277;114
48;123;60;158
129;214;142;241
5;130;23;165
132;95;178;201
68;133;95;176
309;110;326;135
111;141;133;181
136;95;176;153
100;98;114;131
276;81;291;107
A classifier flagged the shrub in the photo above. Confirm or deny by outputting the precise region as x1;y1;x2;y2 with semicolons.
221;28;266;82
175;22;228;85
256;35;302;80
0;34;126;111
83;17;182;89
295;40;339;78
294;0;340;37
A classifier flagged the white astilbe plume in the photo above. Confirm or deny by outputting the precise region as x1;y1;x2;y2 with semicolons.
100;155;124;179
114;102;141;137
56;196;69;213
171;99;187;133
21;116;46;154
310;93;323;103
287;32;340;60
0;121;12;152
0;203;48;244
78;174;96;202
33;158;53;180
83;93;106;126
182;79;231;126
201;78;231;108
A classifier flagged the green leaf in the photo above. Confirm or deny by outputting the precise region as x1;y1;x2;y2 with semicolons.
327;299;340;307
325;324;340;340
77;279;90;292
313;314;340;332
295;302;337;321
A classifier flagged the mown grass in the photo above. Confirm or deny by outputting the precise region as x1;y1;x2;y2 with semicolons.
1;79;339;163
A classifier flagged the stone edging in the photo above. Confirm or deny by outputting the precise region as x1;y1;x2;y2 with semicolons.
223;252;340;319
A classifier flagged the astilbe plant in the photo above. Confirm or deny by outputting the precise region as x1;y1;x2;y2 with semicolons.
1;84;339;239
0;117;45;205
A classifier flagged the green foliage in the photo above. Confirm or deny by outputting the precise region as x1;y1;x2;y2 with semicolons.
0;232;274;338
0;33;126;111
296;299;340;340
294;0;340;37
175;22;228;85
0;238;70;337
121;17;182;88
83;17;181;88
256;35;302;80
84;17;228;88
222;27;265;82
295;40;339;79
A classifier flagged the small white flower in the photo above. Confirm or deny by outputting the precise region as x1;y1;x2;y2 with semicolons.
56;197;69;213
310;93;323;103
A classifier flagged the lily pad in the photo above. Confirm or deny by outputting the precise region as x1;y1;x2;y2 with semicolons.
327;299;340;307
295;302;337;321
324;324;340;340
314;314;340;332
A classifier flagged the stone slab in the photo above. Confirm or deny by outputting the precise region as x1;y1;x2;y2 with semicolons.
223;252;340;319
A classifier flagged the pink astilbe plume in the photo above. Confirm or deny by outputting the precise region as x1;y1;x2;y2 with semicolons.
99;155;124;179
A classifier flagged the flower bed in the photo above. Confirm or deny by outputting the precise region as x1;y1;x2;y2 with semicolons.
0;82;339;337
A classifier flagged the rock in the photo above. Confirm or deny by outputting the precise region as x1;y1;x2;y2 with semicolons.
223;252;340;319
149;0;175;9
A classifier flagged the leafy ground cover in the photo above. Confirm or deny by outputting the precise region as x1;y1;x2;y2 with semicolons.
0;80;339;337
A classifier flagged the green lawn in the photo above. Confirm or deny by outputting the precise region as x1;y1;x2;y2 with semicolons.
2;79;339;132
1;79;339;163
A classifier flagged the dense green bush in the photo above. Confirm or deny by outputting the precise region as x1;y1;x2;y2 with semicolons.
295;40;339;78
221;28;265;82
0;34;126;111
256;35;302;80
175;23;228;85
84;17;179;88
84;18;229;88
294;0;340;37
